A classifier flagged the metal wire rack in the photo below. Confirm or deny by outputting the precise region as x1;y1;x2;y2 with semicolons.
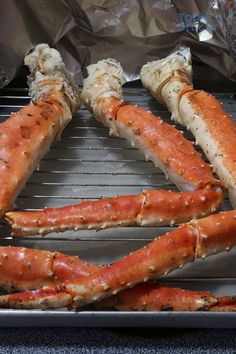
0;74;236;327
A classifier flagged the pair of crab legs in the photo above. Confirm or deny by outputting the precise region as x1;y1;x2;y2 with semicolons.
1;209;236;310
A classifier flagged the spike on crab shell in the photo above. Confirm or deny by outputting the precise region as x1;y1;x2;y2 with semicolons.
126;283;133;287
38;228;46;234
112;289;119;295
149;266;156;272
102;284;110;291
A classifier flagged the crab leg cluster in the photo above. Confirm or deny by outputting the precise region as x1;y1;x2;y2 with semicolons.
5;58;224;236
140;47;236;208
1;210;236;311
0;44;80;217
0;46;236;313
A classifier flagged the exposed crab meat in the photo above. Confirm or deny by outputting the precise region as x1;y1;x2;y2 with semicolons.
0;44;80;217
140;47;236;208
81;58;124;136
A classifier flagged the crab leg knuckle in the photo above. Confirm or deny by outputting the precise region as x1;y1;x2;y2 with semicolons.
53;252;101;282
194;210;236;258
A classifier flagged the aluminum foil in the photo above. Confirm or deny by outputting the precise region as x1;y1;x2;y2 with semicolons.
0;0;236;87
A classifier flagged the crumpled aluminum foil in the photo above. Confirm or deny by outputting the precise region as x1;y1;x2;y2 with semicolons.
0;0;236;88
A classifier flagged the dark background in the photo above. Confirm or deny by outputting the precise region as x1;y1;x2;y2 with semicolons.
0;327;235;353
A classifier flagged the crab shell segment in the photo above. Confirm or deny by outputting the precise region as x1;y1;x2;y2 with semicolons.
0;246;216;311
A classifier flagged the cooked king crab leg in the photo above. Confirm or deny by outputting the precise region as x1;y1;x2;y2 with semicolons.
140;47;236;208
0;243;234;311
0;43;80;217
0;283;218;311
5;59;224;236
6;188;223;236
61;210;236;308
81;59;219;193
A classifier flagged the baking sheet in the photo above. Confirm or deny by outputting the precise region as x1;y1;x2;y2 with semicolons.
0;67;236;327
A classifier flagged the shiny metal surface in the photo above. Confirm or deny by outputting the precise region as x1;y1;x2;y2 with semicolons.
0;78;236;327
